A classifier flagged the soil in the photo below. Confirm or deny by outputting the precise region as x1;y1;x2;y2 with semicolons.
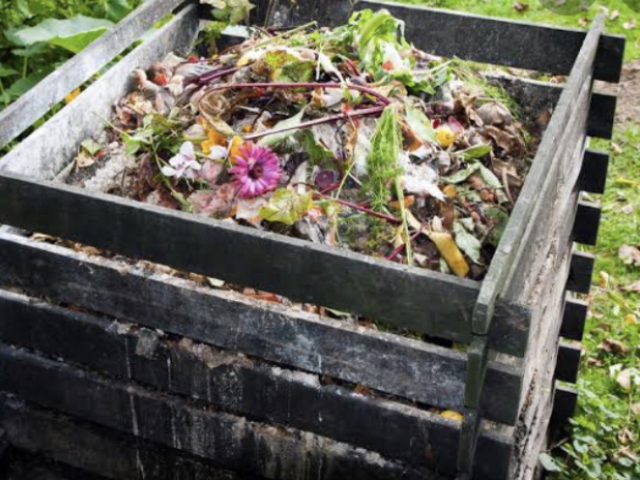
598;60;640;127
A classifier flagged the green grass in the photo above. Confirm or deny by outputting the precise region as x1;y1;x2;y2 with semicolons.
395;0;640;477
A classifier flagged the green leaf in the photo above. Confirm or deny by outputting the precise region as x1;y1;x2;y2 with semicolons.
459;144;492;160
259;189;314;225
442;163;481;184
405;105;436;144
484;207;509;247
5;69;52;98
81;139;103;156
11;16;114;54
0;65;18;78
258;107;306;147
105;0;133;22
299;131;334;165
477;163;503;189
539;453;562;473
453;221;481;264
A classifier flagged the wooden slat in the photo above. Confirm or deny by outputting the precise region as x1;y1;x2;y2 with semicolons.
579;149;609;194
355;1;624;83
0;172;520;348
587;92;617;140
0;397;277;480
0;5;201;179
572;200;601;246
0;290;516;476
0;344;454;480
0;0;186;150
0;239;523;426
566;251;595;294
550;384;578;435
555;343;582;384
561;297;589;341
458;15;605;476
254;0;624;82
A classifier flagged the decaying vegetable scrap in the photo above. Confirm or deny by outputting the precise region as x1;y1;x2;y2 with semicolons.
71;7;534;281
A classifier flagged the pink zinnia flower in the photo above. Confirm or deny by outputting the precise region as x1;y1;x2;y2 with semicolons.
231;142;282;198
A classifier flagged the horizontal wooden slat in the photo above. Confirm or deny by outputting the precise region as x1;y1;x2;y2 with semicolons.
0;5;201;179
253;0;624;82
579;149;609;194
561;297;589;341
0;344;485;480
0;242;523;426
566;251;595;294
0;172;532;353
572;201;601;246
356;1;624;83
0;290;482;473
0;397;270;480
0;0;187;150
555;343;582;384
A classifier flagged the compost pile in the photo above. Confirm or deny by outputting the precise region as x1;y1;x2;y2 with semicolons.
75;9;533;280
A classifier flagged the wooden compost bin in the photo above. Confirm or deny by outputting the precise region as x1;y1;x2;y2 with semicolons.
0;1;624;479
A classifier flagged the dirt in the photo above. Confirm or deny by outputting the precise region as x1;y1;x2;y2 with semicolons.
598;60;640;127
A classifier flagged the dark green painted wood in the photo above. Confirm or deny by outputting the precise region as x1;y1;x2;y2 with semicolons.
572;201;601;246
555;343;582;384
550;384;578;435
561;297;589;341
579;149;609;194
566;251;595;294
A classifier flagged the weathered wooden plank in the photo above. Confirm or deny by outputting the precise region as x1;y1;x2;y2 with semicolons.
561;297;589;342
550;384;578;436
572;201;601;246
0;173;480;346
2;449;111;480
0;344;455;480
579;149;609;194
460;15;605;475
0;397;269;480
255;0;624;82
587;92;617;140
0;5;201;179
566;251;595;294
0;250;522;426
0;289;512;472
0;0;187;150
555;343;582;384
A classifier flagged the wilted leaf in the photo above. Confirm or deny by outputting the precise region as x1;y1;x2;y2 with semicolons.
440;410;463;421
258;108;306;147
616;368;640;390
632;403;640;417
11;16;114;54
405;105;436;144
619;244;640;267
76;150;95;168
259;188;313;225
513;1;529;12
599;339;630;356
458;144;493;160
477;163;502;189
485;207;509;247
65;88;81;104
625;314;638;325
442;163;481;184
427;230;470;277
622;280;640;293
453;221;481;263
81;139;103;156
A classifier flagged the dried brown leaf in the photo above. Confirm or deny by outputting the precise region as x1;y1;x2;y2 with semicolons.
598;338;630;356
619;244;640;267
